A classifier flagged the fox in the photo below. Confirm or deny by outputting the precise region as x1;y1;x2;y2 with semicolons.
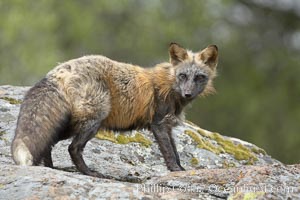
11;43;218;178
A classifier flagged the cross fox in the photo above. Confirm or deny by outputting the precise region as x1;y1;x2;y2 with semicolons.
11;43;218;178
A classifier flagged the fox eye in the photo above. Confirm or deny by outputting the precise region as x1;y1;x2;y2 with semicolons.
179;73;187;80
195;74;207;81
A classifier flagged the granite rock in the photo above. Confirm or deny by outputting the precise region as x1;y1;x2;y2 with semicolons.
0;85;299;199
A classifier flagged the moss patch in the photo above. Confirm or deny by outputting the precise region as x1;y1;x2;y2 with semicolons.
212;132;257;162
0;131;7;141
95;131;152;148
222;160;236;168
251;147;267;155
95;130;117;143
185;129;258;163
185;130;223;154
243;192;265;200
197;129;211;138
0;131;6;136
190;157;199;166
229;191;265;200
0;97;22;104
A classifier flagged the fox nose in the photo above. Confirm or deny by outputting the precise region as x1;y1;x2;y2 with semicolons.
184;93;192;98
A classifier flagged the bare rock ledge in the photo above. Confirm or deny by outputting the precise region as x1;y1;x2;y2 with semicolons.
0;85;299;199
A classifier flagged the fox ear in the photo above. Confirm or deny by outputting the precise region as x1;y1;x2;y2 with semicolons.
199;45;218;69
169;42;188;65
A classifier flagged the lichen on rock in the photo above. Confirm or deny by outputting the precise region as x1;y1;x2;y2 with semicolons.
184;128;262;164
0;130;7;141
190;157;199;166
184;129;223;154
95;130;152;147
0;97;22;104
228;191;265;200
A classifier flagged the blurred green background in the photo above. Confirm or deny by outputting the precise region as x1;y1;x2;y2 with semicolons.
1;0;299;164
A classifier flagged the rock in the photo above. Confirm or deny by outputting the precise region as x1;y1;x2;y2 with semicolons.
0;85;299;199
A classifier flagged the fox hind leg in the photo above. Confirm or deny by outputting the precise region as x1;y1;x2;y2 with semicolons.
43;149;53;168
68;119;104;178
66;77;111;177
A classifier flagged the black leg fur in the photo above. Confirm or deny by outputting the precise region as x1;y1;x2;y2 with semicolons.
151;124;184;171
43;149;53;168
68;119;105;178
168;131;185;170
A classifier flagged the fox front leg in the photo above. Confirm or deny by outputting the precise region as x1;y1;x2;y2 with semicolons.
151;116;185;171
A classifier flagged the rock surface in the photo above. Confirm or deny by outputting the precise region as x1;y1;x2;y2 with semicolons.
0;85;299;199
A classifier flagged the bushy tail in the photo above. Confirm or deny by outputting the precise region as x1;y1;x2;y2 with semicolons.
11;78;71;166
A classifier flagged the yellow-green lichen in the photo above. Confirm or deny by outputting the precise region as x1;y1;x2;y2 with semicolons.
222;160;236;168
243;192;265;200
184;130;223;154
210;132;257;163
0;97;22;104
251;147;267;155
190;157;199;166
0;131;6;136
95;131;152;148
229;191;265;200
185;129;258;163
197;128;211;138
0;131;7;141
95;130;118;143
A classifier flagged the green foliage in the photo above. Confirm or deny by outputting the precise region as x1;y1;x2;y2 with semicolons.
0;0;62;84
0;0;299;163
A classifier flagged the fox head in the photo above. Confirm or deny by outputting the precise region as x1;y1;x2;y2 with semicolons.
169;43;218;100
